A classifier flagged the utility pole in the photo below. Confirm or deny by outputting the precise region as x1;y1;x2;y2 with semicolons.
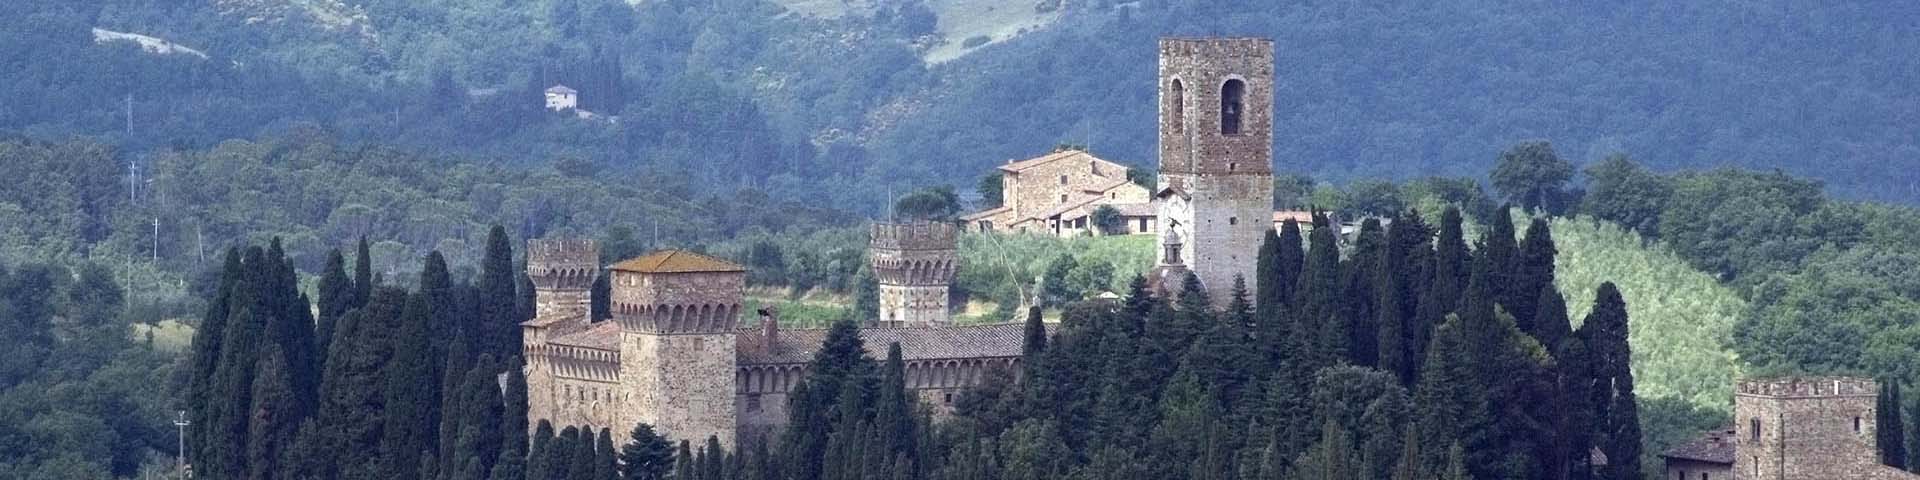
172;410;190;477
126;93;133;136
153;217;160;263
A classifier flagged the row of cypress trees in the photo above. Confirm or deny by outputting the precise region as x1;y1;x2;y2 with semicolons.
757;206;1643;480
185;226;534;480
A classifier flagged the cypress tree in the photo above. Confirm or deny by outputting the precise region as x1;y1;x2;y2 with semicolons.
494;357;529;480
456;355;505;477
569;427;597;480
1297;211;1343;365
480;225;519;359
1376;210;1429;385
876;343;919;475
1432;207;1470;313
382;292;437;480
1579;282;1640;480
282;419;326;480
1255;228;1286;315
673;441;695;480
619;423;674;480
590;271;611;322
1533;286;1573;356
247;348;298;479
1275;219;1305;307
1884;381;1909;469
1342;218;1386;366
316;249;352;368
1557;335;1598;480
593;429;617;480
354;237;374;309
187;249;240;468
264;239;320;419
527;421;557;480
1480;206;1520;318
1021;306;1047;362
422;252;455;457
1513;217;1558;338
317;288;406;478
441;330;474;475
701;436;725;480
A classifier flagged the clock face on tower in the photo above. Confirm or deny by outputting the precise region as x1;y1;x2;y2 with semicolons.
1157;192;1193;266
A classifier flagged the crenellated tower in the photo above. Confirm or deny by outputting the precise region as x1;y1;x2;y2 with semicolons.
609;250;745;449
1734;376;1882;479
869;222;960;327
522;237;600;428
1154;37;1276;306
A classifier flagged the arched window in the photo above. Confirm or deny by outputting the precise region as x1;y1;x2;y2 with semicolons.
1750;418;1761;441
1221;79;1246;134
1170;79;1185;133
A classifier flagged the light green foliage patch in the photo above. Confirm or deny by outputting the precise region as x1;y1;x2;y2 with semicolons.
1550;215;1744;413
957;232;1153;306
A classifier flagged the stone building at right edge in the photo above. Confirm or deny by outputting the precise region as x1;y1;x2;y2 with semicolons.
1663;376;1919;480
1151;38;1275;306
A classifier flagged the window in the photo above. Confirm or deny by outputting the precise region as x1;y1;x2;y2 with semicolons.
1060;194;1068;203
1170;79;1185;133
1751;418;1761;441
1701;473;1709;480
1229;217;1238;225
1060;175;1068;185
1090;161;1100;175
1228;162;1237;172
1855;416;1863;434
1221;79;1246;134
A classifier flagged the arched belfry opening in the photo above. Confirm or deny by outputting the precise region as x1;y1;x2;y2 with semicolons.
1220;79;1245;134
1170;79;1186;133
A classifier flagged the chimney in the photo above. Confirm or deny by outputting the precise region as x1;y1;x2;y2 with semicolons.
758;307;779;351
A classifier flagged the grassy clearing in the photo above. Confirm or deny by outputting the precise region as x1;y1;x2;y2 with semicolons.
1550;216;1745;413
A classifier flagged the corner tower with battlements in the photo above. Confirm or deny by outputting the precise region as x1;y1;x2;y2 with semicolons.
522;238;604;430
1733;376;1912;480
1153;37;1276;305
869;222;960;327
609;251;744;449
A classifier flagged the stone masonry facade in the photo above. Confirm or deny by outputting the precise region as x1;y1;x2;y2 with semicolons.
1154;37;1276;306
1725;376;1919;480
961;148;1151;236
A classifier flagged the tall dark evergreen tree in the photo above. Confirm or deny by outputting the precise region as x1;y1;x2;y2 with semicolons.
1341;218;1385;366
619;423;675;480
1578;282;1641;480
1274;219;1306;307
593;429;617;480
527;421;558;480
591;271;611;322
875;343;920;477
1480;206;1521;319
353;236;374;308
454;355;506;477
1884;381;1910;469
187;249;240;470
316;288;407;478
1297;211;1344;365
494;357;530;480
1512;217;1558;337
1432;207;1470;313
480;225;520;359
316;248;353;368
381;292;438;480
1376;210;1430;385
247;348;298;479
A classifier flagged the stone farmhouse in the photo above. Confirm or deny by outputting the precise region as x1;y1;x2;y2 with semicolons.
545;85;579;111
519;37;1286;448
1661;376;1920;480
961;148;1153;237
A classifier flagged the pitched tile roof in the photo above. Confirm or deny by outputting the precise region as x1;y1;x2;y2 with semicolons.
737;323;1029;365
1660;427;1736;464
998;149;1131;174
609;250;745;274
961;205;1012;221
1104;202;1156;217
549;321;622;351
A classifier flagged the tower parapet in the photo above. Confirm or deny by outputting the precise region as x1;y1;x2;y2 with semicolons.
869;222;959;327
1734;376;1882;479
527;238;599;322
606;250;744;449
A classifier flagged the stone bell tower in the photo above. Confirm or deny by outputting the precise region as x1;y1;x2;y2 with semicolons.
869;221;959;327
1154;37;1276;306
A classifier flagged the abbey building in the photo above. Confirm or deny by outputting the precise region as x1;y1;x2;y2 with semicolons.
521;37;1280;447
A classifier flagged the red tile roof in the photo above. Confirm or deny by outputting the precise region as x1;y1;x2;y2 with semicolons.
609;250;745;274
737;323;1029;365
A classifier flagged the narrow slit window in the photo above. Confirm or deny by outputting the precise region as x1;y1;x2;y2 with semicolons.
1170;79;1185;133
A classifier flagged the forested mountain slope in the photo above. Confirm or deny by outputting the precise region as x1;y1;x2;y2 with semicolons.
6;1;1916;208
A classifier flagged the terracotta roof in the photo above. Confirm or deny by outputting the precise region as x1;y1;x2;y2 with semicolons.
1079;177;1134;194
609;250;745;274
522;312;583;328
1660;427;1736;464
1154;186;1190;200
737;323;1029;365
547;85;577;94
1105;202;1155;217
548;321;621;350
998;149;1131;174
1033;195;1104;220
961;205;1012;221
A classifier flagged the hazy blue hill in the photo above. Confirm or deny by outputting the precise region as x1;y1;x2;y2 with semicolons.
5;1;1916;205
883;1;1920;202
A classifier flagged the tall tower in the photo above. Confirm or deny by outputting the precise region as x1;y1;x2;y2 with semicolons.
869;222;959;327
1154;37;1276;306
522;237;599;427
1733;376;1881;480
609;250;745;449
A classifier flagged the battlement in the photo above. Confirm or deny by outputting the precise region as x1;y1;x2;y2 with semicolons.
1737;376;1877;398
1159;37;1275;57
529;238;599;290
869;222;960;251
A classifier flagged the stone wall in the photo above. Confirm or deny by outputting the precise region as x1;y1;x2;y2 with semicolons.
1667;459;1732;480
613;269;745;449
1005;153;1134;224
528;238;598;322
1734;377;1882;480
610;271;744;334
870;222;959;326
